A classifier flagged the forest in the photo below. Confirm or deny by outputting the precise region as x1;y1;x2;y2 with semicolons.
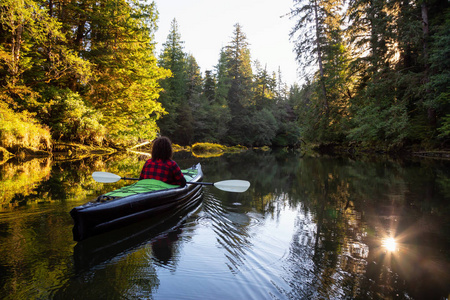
0;0;449;153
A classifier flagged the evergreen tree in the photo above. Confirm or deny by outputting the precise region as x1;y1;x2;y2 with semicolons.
0;0;95;145
203;70;216;103
224;23;254;145
290;0;350;143
225;24;253;112
253;61;276;110
215;48;231;107
192;57;231;143
157;18;188;141
345;0;438;146
83;0;167;144
176;54;201;144
290;0;329;107
0;0;91;106
275;67;288;101
428;8;450;140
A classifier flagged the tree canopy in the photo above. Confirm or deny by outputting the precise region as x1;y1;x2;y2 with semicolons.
0;0;168;149
290;0;450;149
1;0;448;152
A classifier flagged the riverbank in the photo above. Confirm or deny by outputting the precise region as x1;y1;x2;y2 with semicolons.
307;142;450;160
0;143;117;164
2;140;449;164
0;142;249;164
128;142;248;158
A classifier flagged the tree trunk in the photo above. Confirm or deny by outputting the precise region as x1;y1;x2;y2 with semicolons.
313;0;328;113
421;2;436;127
11;17;23;86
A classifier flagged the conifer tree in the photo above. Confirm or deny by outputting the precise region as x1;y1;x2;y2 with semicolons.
253;61;276;110
157;18;188;140
82;0;167;143
203;70;216;103
225;23;253;113
224;23;254;145
215;48;231;107
290;0;350;142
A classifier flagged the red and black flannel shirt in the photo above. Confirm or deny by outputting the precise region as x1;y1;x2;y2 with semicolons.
139;159;186;186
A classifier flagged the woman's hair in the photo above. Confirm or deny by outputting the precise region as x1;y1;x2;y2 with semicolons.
151;136;173;160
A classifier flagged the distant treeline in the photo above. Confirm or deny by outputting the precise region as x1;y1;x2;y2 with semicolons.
0;0;449;152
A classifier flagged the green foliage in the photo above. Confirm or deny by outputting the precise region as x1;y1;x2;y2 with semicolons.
273;121;302;147
3;0;446;150
157;19;189;141
248;109;278;146
155;22;297;148
82;0;167;144
42;88;105;145
348;100;408;145
437;114;450;139
192;142;227;153
225;24;253;114
0;101;51;151
288;0;449;149
290;0;352;144
0;0;165;150
427;9;450;139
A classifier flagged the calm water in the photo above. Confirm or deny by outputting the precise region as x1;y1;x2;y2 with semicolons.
0;150;449;299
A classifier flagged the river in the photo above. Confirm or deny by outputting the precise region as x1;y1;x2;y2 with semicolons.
0;150;449;299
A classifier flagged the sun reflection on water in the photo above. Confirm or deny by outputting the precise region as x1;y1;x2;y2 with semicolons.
382;237;397;252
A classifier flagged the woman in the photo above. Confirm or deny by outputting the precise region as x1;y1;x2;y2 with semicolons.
139;136;186;186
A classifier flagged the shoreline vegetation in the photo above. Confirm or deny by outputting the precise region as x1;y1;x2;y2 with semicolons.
1;1;449;167
0;141;251;164
1;140;449;165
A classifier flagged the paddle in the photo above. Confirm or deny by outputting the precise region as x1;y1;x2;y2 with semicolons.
92;171;250;193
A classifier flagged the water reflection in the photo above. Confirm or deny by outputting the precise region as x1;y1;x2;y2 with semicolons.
201;192;254;273
0;157;52;207
73;194;203;271
0;151;449;299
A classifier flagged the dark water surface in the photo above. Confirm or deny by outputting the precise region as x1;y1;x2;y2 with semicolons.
0;150;449;299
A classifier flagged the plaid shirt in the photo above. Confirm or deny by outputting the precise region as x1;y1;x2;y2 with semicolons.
139;159;186;186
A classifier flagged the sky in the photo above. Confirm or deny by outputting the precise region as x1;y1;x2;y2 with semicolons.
152;0;300;86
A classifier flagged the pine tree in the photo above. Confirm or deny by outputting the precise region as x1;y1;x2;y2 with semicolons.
0;0;91;105
428;8;450;140
157;18;188;140
253;61;276;110
215;48;231;107
82;0;167;143
290;0;350;142
225;23;253;113
224;23;254;145
203;70;216;103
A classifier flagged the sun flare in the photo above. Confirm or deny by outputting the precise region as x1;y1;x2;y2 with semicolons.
382;237;397;252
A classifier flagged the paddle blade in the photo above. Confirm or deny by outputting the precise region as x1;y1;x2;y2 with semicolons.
92;171;121;183
213;180;250;193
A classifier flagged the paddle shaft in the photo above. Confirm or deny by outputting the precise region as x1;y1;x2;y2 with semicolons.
188;181;214;186
92;171;250;192
120;176;213;186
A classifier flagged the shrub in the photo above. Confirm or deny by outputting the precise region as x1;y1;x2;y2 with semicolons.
192;142;227;154
0;102;51;151
45;88;105;145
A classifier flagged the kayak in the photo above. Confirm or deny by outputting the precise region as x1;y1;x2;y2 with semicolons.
73;196;202;270
70;163;203;241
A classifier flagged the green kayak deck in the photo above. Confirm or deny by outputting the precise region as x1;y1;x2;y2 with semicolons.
103;168;198;198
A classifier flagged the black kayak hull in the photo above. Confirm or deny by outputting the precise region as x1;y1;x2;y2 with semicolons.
70;163;203;241
73;195;203;271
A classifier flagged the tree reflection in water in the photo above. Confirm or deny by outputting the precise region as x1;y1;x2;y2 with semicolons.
0;151;449;299
214;152;450;300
